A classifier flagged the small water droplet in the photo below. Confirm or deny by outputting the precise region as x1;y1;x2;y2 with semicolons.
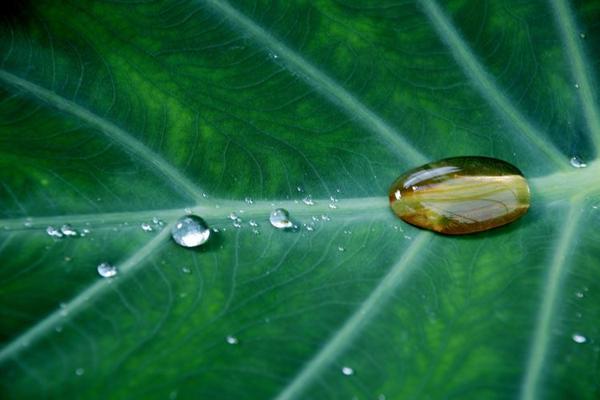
229;212;239;221
75;368;85;376
80;228;90;237
181;267;191;274
60;224;78;237
575;291;584;298
269;208;293;229
328;203;338;209
23;219;32;228
244;197;254;205
226;335;239;345
141;222;153;232
171;215;211;247
341;366;354;376
249;220;259;228
574;83;580;89
321;214;331;221
338;246;345;252
580;32;586;39
184;207;192;214
572;333;587;343
97;262;117;278
252;228;260;235
570;156;587;168
46;226;63;238
233;218;243;228
302;196;315;206
296;186;303;192
305;224;315;232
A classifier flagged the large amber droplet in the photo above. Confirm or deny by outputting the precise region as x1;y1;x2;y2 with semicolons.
389;156;530;235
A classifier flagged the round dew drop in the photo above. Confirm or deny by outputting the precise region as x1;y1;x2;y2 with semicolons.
226;335;239;345
171;215;211;247
60;224;78;236
572;333;587;343
341;366;354;376
269;208;293;229
97;262;117;278
570;156;587;168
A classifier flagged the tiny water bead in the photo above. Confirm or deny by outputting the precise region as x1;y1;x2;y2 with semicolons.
97;262;117;278
171;215;211;247
141;222;153;232
46;226;63;238
572;333;587;344
389;156;530;235
341;366;354;376
60;224;77;236
269;208;293;229
226;335;239;345
570;156;587;168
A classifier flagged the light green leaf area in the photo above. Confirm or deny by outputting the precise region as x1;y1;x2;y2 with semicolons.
1;1;600;399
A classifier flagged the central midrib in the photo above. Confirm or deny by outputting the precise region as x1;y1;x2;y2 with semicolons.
1;161;597;230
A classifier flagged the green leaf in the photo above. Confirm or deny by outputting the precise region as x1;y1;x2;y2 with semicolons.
1;1;599;399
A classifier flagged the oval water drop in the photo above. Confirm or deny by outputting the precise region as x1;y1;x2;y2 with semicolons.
97;262;117;278
341;366;354;376
141;222;153;232
269;208;293;229
171;215;211;247
388;156;530;234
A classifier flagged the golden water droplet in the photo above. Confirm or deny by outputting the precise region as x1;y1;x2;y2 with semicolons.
388;156;530;234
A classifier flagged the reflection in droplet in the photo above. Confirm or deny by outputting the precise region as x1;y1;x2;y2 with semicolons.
60;224;78;236
141;222;153;232
226;335;239;345
171;215;211;247
97;262;117;278
570;156;587;168
572;333;587;343
341;366;354;376
269;208;293;229
574;83;580;89
228;212;239;221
